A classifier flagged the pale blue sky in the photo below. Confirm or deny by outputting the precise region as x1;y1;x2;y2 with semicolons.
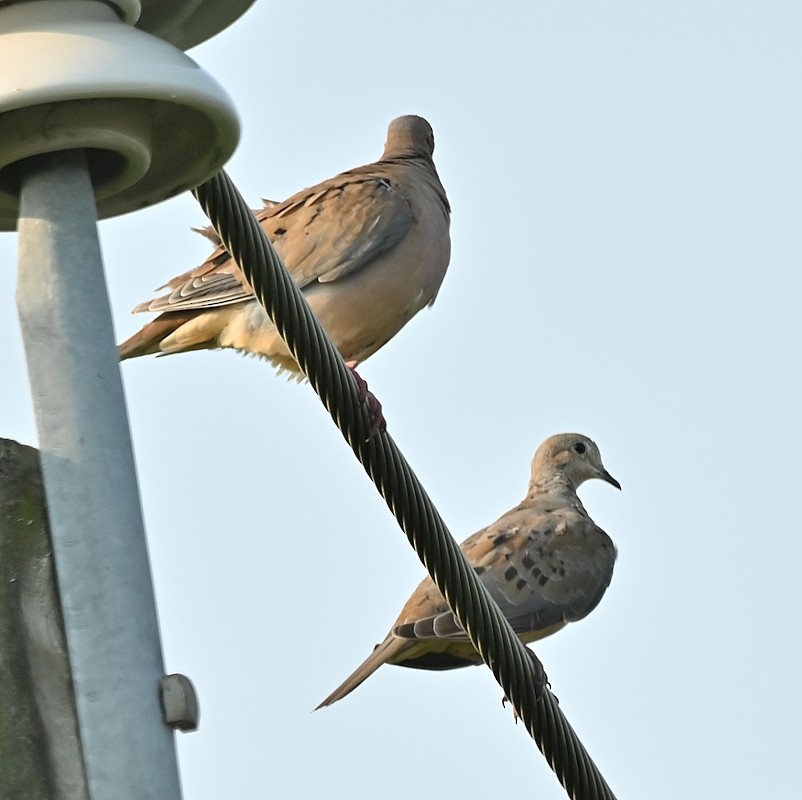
2;2;801;797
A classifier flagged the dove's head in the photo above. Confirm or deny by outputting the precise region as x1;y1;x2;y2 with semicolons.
530;433;621;493
384;115;436;159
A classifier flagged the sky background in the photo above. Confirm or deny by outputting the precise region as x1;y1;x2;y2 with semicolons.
2;2;801;798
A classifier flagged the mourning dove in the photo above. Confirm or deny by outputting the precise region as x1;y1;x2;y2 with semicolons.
316;433;620;708
118;115;451;377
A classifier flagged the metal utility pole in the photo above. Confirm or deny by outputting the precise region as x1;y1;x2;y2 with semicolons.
16;148;182;799
0;0;250;796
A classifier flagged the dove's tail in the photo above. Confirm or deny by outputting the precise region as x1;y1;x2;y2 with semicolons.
118;310;211;360
315;635;408;709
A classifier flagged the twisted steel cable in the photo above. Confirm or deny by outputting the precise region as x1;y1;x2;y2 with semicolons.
193;171;617;800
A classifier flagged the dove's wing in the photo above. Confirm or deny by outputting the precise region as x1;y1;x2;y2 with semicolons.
466;515;617;634
265;171;414;287
130;172;413;316
391;510;616;649
131;259;251;314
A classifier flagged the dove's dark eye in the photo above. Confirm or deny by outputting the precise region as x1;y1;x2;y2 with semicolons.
572;442;586;454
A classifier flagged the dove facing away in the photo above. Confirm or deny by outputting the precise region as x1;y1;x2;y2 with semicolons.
316;433;620;709
118;115;451;376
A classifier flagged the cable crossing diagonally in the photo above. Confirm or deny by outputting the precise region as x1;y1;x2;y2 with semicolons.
193;170;617;800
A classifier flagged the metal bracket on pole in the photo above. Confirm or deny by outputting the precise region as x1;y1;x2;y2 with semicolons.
161;674;201;733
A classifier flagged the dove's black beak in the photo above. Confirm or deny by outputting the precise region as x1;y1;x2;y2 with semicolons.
600;469;621;490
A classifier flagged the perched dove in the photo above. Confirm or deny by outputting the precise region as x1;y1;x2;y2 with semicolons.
118;115;451;376
316;433;620;708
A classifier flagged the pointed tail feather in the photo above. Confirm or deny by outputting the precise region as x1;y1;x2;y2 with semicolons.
118;311;200;359
315;636;408;710
117;307;238;360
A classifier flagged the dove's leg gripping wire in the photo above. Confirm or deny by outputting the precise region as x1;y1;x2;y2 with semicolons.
192;171;617;800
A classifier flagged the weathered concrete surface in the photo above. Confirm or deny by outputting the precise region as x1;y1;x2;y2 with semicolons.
0;438;89;800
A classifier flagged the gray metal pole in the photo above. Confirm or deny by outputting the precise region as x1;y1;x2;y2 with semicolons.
15;149;183;800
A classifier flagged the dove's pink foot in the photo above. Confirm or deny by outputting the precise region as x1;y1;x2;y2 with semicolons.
501;648;550;722
346;362;386;438
526;647;549;698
